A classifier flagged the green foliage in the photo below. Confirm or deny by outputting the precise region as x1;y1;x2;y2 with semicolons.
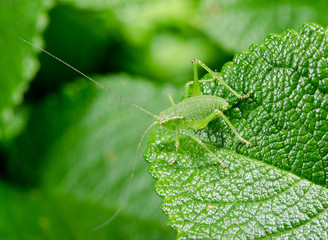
0;0;53;140
145;23;328;239
2;0;328;239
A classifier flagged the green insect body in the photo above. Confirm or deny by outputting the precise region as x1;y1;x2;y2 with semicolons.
159;95;230;130
157;94;237;167
20;38;251;228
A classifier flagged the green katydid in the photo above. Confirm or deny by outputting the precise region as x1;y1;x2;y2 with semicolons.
159;59;251;166
20;38;251;229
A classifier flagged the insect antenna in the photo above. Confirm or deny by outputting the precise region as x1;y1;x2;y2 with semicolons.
19;38;158;119
92;121;158;231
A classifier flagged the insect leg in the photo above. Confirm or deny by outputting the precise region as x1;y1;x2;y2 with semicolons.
191;59;202;97
215;110;252;146
168;127;180;165
194;59;250;100
183;126;226;168
184;78;216;99
167;93;175;106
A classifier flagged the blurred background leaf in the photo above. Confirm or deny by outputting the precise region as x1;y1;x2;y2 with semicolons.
199;0;328;52
3;75;177;239
0;0;53;140
1;0;328;239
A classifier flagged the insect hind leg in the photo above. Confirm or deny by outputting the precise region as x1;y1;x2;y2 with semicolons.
183;125;226;168
184;60;216;99
167;93;175;106
184;78;216;99
215;110;252;146
168;127;180;165
193;59;250;100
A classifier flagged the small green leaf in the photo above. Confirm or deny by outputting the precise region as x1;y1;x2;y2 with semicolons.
145;23;328;238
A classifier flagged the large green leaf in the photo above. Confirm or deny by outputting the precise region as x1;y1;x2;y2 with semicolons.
0;0;53;140
145;23;328;238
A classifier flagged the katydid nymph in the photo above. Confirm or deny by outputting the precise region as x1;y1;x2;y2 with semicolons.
21;38;252;229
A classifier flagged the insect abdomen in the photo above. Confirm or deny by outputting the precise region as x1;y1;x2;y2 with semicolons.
178;95;227;121
159;95;229;129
